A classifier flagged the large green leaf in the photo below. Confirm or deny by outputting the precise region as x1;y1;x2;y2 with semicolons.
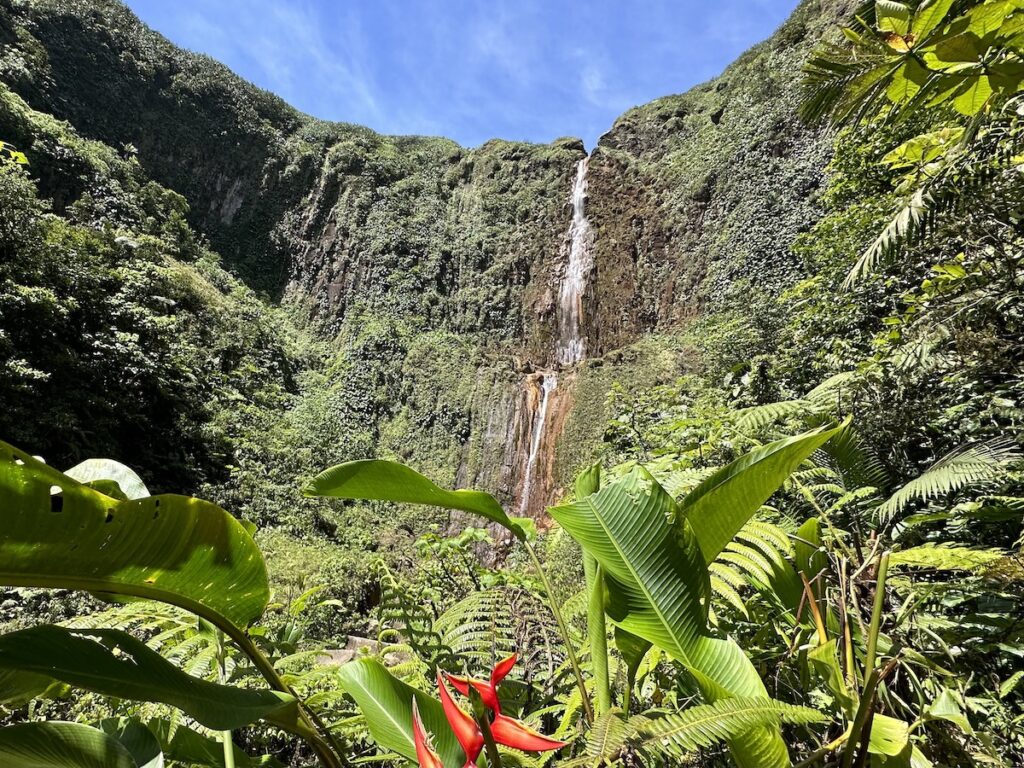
305;459;525;538
550;467;790;768
678;423;846;563
876;0;911;35
336;657;463;768
911;0;956;38
0;626;300;733
97;719;162;768
0;722;138;768
0;439;269;628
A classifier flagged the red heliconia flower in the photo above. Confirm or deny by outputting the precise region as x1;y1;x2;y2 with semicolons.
490;714;568;753
412;698;445;768
444;652;517;714
437;672;484;767
443;653;567;754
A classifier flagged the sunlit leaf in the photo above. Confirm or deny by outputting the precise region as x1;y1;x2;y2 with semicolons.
0;439;269;629
305;459;524;539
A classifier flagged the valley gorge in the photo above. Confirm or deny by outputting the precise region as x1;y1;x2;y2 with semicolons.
0;0;852;560
2;1;1024;763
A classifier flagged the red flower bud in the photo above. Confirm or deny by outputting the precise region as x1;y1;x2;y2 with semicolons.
412;698;445;768
441;654;564;755
444;653;518;715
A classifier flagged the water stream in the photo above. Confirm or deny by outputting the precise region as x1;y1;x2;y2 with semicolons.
555;157;593;367
514;157;594;516
516;373;557;516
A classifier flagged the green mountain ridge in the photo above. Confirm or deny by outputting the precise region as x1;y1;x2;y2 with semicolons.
0;0;852;620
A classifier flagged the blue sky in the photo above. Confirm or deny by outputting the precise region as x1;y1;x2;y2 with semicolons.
124;0;800;149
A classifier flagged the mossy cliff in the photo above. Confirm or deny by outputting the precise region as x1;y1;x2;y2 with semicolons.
0;0;851;562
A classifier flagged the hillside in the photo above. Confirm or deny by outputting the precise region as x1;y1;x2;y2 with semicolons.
1;0;1023;765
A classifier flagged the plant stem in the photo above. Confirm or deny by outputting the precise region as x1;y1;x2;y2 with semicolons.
841;658;899;768
794;733;849;768
477;710;504;768
216;631;237;768
800;572;828;645
584;555;612;716
864;551;890;679
222;731;236;768
524;540;594;723
218;618;345;768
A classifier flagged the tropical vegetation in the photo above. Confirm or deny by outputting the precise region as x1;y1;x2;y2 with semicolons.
0;1;1022;767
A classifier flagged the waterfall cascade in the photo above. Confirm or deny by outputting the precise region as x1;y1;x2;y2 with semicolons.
514;157;594;517
516;373;557;516
555;158;594;367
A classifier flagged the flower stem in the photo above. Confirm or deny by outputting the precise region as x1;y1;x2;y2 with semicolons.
524;540;594;723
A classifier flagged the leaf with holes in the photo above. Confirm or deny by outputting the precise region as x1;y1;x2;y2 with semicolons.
0;439;269;628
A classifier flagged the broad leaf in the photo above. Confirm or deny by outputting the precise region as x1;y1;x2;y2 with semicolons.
613;627;652;691
0;439;269;628
808;640;856;717
953;74;993;115
551;467;790;768
794;518;826;586
876;0;911;35
305;459;524;539
0;667;61;706
911;0;955;38
336;658;463;768
98;719;163;768
865;714;910;756
0;721;138;768
0;626;300;733
678;422;846;563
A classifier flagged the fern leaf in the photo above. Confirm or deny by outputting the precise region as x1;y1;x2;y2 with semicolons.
632;698;827;759
877;439;1020;524
889;544;1005;572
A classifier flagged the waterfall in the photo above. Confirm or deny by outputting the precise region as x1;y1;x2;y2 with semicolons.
517;372;557;516
555;157;593;366
514;154;594;517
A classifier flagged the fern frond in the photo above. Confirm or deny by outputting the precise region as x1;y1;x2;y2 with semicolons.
735;399;814;432
815;425;891;494
877;439;1020;524
889;544;1006;572
846;186;932;288
632;698;827;760
657;467;716;500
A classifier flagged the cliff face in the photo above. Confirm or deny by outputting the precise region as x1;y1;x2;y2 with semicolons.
0;0;852;516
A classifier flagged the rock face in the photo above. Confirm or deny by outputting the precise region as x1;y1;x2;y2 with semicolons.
0;0;853;516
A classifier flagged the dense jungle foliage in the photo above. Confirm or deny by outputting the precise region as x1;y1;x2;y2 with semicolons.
0;0;1023;767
